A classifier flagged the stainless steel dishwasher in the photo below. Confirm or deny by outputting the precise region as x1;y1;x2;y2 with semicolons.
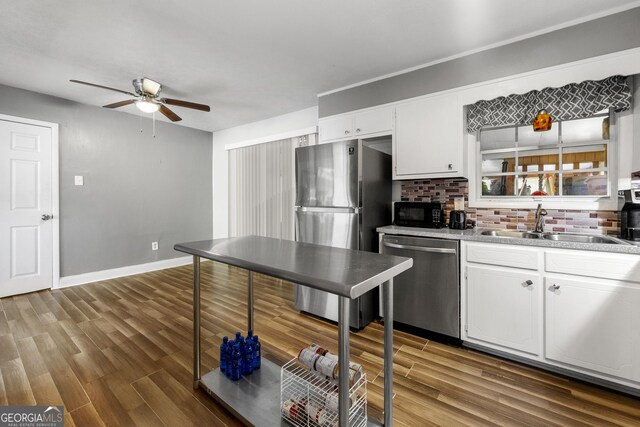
380;234;460;338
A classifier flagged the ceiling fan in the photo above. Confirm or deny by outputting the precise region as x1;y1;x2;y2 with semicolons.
70;77;210;122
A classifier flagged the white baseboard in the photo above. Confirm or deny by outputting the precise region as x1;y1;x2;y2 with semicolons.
57;256;192;289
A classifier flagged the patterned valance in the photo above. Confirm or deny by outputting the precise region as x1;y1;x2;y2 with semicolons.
466;75;632;133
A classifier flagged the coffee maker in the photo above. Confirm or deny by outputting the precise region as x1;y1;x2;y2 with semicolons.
448;196;467;230
620;189;640;241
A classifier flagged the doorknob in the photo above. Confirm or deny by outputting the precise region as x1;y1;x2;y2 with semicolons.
41;214;52;221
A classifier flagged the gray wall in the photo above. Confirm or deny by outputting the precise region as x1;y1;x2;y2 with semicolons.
0;84;212;276
319;7;640;117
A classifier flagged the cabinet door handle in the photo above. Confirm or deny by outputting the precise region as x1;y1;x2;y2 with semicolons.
448;164;453;170
549;284;560;291
344;130;350;135
522;280;533;288
355;128;361;133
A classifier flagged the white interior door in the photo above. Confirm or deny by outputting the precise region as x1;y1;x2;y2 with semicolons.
0;119;53;297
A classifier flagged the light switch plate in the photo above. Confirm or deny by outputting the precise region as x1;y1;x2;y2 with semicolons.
74;175;84;186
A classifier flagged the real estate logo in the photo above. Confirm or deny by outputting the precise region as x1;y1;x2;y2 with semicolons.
0;406;64;427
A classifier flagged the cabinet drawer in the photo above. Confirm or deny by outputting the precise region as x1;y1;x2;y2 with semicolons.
545;250;640;283
466;243;539;270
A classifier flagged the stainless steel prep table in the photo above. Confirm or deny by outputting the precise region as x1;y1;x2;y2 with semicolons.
174;236;413;427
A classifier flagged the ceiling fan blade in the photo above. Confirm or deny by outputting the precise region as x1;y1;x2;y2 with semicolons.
103;99;136;109
162;98;210;112
70;79;136;96
159;105;182;122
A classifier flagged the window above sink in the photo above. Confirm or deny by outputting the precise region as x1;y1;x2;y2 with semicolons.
478;111;611;199
464;74;634;211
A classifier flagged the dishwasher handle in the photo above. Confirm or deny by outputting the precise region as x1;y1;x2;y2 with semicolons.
383;241;457;254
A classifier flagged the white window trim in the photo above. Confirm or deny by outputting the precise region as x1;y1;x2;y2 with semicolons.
468;115;620;211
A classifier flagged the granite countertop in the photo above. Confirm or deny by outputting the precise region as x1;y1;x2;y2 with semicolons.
377;225;640;255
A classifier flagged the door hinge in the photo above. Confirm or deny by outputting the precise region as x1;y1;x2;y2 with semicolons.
464;324;468;332
464;268;467;280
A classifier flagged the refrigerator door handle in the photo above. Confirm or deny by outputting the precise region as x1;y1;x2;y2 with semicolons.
383;242;457;254
295;206;361;214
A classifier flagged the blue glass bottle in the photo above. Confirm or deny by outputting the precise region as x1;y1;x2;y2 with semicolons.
244;338;254;375
225;339;236;378
252;335;261;370
220;336;229;376
230;343;243;381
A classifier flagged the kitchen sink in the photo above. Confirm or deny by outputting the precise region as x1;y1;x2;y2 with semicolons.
479;229;629;245
479;230;542;239
541;233;626;244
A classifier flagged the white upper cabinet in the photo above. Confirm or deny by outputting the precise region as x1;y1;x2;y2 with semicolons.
318;115;354;142
318;107;393;143
393;92;462;179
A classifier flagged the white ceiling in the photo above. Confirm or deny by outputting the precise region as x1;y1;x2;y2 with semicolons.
1;0;638;133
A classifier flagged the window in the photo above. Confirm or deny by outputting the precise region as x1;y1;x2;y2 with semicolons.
478;111;611;199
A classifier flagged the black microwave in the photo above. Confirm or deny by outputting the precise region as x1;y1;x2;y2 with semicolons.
394;202;444;228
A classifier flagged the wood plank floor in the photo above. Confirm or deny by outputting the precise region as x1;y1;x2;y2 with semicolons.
1;261;639;426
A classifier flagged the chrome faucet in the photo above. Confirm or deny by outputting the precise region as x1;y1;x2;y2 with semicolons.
534;203;547;233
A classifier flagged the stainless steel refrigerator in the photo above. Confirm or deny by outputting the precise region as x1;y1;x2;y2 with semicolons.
294;139;391;329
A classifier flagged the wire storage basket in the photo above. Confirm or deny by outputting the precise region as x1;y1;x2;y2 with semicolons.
280;358;367;427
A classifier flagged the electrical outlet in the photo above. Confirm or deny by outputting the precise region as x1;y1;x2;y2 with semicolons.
152;242;158;251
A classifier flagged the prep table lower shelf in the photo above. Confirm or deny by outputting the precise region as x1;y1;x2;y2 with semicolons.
175;236;413;426
198;358;382;427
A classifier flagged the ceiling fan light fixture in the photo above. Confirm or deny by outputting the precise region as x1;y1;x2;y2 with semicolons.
142;78;161;96
135;99;160;113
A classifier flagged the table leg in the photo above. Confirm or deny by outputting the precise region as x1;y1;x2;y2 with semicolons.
338;296;350;427
193;255;201;389
247;271;254;332
383;280;394;426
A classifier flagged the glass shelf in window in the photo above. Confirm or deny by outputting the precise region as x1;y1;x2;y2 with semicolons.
518;172;559;196
562;144;607;169
518;124;559;147
518;149;560;173
479;127;515;151
482;176;516;196
481;152;516;174
562;172;608;196
561;116;608;143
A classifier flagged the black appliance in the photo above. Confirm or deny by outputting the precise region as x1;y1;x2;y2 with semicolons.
449;210;467;230
394;202;444;228
621;189;640;241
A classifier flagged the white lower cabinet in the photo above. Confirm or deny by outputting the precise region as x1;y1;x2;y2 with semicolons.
467;265;540;355
545;275;640;382
463;241;640;390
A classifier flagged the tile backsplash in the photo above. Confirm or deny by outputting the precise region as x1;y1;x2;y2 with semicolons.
400;179;620;236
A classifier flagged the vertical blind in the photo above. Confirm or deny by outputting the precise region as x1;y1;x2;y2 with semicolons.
228;137;297;240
